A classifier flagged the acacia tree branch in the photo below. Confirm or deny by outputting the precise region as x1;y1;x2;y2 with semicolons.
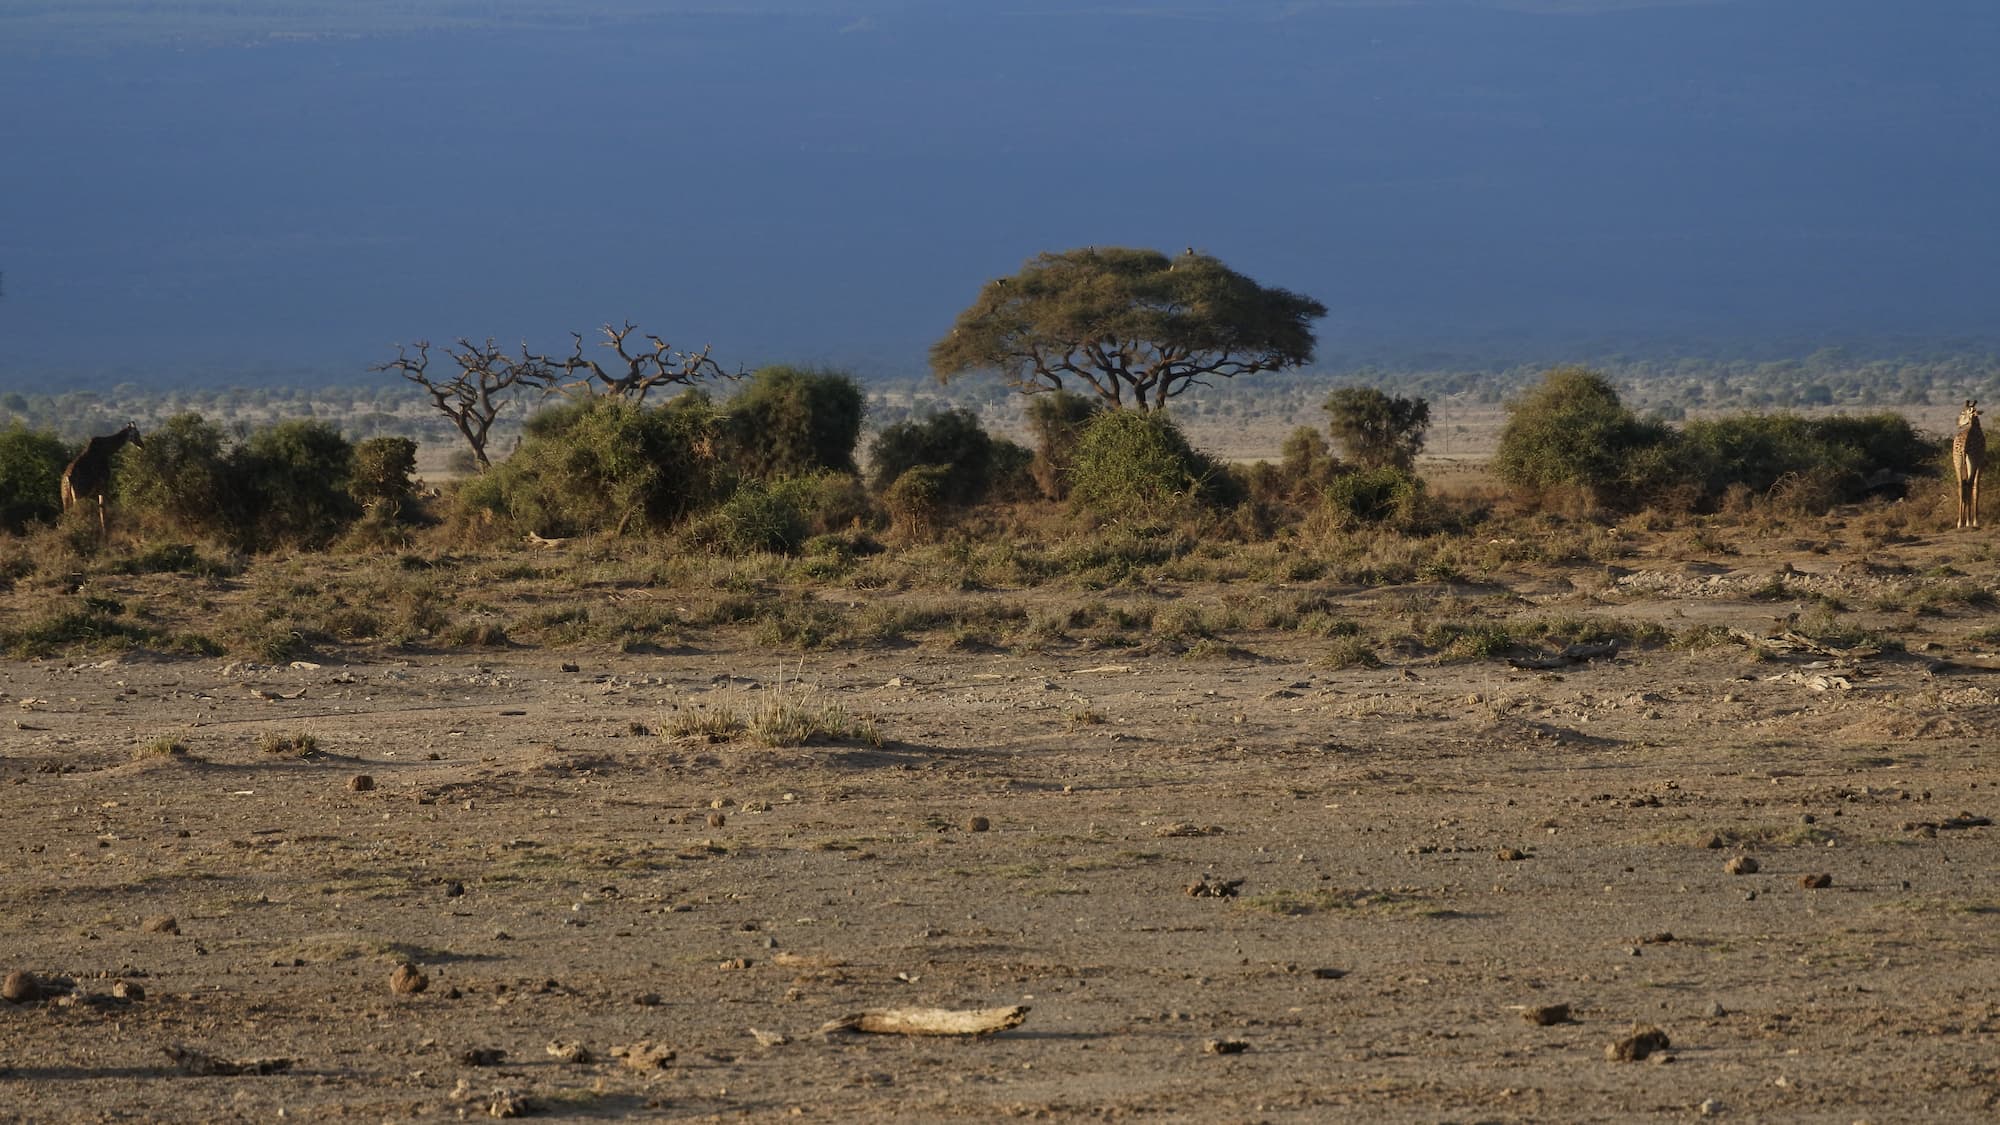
375;339;550;470
531;322;736;402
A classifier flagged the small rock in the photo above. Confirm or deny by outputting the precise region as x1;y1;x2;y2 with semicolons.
111;980;143;1001
1799;873;1832;889
1496;847;1528;862
1606;1025;1671;1062
142;915;180;935
1705;1002;1728;1018
445;881;465;897
458;1047;506;1067
1642;932;1676;944
964;816;991;833
348;774;375;792
390;963;429;996
545;1039;593;1064
1701;833;1726;849
749;1028;791;1048
1698;1098;1722;1116
612;1040;677;1071
1309;968;1348;980
486;1088;535;1118
632;992;663;1007
2;970;40;1004
718;957;751;971
1184;876;1243;899
1725;855;1759;875
1203;1038;1249;1055
1523;1003;1573;1026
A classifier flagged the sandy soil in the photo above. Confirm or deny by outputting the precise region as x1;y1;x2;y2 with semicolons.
3;525;1998;1122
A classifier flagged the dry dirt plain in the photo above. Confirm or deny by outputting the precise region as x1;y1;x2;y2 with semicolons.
2;515;1999;1123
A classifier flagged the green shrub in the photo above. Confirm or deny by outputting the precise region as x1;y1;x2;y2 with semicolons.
1680;412;1937;512
119;413;234;539
767;471;873;536
230;420;360;549
1323;386;1430;471
1068;410;1233;519
465;393;726;536
1024;390;1102;499
0;425;69;532
350;436;419;511
722;366;865;478
870;408;1010;507
1321;466;1427;529
706;479;808;555
1493;367;1676;509
883;463;950;538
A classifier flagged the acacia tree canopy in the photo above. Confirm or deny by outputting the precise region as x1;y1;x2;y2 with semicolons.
930;247;1328;411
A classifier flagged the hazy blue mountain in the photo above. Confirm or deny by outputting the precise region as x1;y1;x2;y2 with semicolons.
1;0;1994;387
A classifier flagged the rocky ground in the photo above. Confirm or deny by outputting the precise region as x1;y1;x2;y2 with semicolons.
2;522;1998;1122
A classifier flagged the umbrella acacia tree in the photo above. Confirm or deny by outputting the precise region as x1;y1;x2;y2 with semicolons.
930;247;1327;412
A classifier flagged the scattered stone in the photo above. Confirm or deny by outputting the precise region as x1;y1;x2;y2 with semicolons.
142;915;180;935
749;1028;791;1048
1702;833;1726;850
486;1088;536;1118
1523;1003;1573;1026
390;963;429;996
112;980;144;1002
348;774;375;792
445;881;466;897
164;1044;293;1076
458;1047;507;1067
613;1041;678;1071
707;812;727;828
1155;822;1223;838
1705;1002;1728;1018
1309;968;1348;980
1642;932;1677;944
1204;1038;1249;1055
2;971;40;1004
964;816;991;833
820;1005;1030;1037
1725;856;1759;875
1606;1026;1671;1062
1698;1098;1722;1116
1184;876;1243;898
632;992;663;1007
1799;873;1833;889
1496;847;1528;862
718;957;751;971
545;1039;593;1064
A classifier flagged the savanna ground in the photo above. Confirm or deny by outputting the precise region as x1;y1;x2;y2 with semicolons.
3;443;1999;1122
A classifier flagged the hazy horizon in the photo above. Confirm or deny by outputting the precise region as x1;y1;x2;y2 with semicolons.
2;0;1995;389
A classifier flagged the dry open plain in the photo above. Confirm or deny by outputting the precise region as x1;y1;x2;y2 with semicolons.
2;505;1998;1123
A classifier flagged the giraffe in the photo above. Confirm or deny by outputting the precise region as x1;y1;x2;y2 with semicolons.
60;423;143;535
1953;400;1984;529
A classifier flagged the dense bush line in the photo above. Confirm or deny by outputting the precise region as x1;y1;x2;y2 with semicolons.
0;364;1965;569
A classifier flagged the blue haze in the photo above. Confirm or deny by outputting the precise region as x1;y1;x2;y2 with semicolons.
0;1;1995;389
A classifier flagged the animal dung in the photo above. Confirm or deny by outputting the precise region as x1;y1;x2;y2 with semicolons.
389;962;429;995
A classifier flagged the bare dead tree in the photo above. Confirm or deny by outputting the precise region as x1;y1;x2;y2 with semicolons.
532;321;736;402
373;339;554;470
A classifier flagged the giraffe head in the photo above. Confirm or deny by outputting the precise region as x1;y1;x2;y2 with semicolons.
1960;401;1981;429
